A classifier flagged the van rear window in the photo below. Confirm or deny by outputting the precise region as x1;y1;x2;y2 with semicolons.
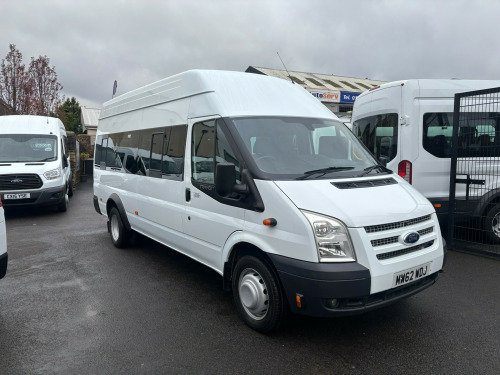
352;113;398;162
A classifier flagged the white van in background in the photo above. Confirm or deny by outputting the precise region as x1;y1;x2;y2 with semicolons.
351;79;500;241
0;115;73;212
94;70;445;332
0;195;7;280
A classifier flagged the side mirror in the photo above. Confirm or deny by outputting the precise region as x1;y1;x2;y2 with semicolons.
215;163;237;197
215;163;248;197
378;156;389;167
63;155;69;168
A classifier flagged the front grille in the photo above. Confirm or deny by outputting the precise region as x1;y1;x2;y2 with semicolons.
372;236;399;247
332;178;397;189
0;174;43;190
376;240;434;260
371;226;435;247
365;215;432;233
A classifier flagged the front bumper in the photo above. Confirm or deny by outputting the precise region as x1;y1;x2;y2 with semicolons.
0;252;7;279
268;253;439;317
1;185;66;208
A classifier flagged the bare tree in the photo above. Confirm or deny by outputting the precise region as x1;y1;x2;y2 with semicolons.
0;44;30;113
29;55;63;116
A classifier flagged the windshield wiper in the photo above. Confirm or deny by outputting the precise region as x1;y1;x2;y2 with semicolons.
297;166;354;180
358;164;392;177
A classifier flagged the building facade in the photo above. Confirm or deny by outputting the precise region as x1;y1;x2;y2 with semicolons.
245;66;385;121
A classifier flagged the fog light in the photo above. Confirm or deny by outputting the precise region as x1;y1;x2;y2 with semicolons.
323;298;339;309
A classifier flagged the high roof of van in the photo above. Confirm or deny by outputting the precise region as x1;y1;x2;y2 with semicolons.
359;79;500;100
0;115;65;135
100;70;336;121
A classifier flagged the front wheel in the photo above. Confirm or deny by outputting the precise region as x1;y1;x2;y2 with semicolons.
68;179;73;197
58;189;69;212
232;256;286;333
483;204;500;243
109;207;131;248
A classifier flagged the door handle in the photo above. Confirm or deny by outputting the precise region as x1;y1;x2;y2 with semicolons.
185;188;191;202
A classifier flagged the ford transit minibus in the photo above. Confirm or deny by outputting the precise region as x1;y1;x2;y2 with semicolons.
94;70;445;332
351;79;500;242
0;115;72;212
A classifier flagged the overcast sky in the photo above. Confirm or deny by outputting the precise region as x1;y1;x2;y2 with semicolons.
1;0;498;108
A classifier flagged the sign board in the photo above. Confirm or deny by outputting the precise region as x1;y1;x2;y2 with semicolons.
340;91;360;104
306;88;341;103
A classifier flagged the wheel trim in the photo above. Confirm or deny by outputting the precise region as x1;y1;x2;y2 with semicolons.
492;212;500;237
110;215;120;242
238;268;268;320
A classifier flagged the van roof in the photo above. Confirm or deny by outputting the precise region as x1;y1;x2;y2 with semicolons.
100;70;336;121
359;79;500;99
0;115;65;135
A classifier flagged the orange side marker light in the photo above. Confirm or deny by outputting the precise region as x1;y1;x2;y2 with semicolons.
263;218;277;227
296;294;303;308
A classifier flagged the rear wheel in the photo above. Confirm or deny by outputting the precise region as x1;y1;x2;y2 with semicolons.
484;204;500;243
109;207;130;248
232;256;286;333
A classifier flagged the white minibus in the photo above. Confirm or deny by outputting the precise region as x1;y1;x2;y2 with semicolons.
94;70;445;332
0;194;7;280
0;115;73;212
351;79;500;242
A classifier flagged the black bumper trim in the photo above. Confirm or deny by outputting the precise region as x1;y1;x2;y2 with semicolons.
267;253;439;317
0;252;7;279
1;185;66;208
93;195;102;215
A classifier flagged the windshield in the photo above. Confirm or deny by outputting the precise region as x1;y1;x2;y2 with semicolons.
0;134;58;162
229;117;382;179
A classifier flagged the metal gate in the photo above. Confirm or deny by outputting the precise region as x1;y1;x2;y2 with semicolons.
447;87;500;258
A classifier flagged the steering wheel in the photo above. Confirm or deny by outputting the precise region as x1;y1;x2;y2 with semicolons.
254;154;277;163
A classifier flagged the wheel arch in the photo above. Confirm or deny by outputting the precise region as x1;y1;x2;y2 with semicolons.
222;237;279;292
106;193;132;231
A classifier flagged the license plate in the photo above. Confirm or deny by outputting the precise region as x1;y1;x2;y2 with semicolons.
3;193;30;199
392;262;431;287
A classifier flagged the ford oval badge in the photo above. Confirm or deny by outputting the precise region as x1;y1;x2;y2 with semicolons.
403;232;420;244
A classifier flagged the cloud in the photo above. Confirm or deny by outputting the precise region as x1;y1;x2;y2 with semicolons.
2;0;500;108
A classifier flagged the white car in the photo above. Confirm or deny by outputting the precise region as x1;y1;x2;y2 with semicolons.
0;195;7;280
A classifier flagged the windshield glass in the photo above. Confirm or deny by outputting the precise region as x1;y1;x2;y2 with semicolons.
230;117;382;179
0;134;58;162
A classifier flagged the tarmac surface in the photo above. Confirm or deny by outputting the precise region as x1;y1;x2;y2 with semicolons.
0;179;499;374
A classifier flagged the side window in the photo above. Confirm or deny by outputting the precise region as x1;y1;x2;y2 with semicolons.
163;125;187;179
422;113;453;158
117;131;140;174
149;132;166;178
191;119;240;185
106;135;123;169
192;120;215;183
95;135;102;166
353;113;398;161
137;130;151;175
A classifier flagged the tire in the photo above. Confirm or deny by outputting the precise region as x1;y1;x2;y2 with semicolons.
232;256;286;333
58;189;69;212
68;179;73;197
483;204;500;243
109;207;130;248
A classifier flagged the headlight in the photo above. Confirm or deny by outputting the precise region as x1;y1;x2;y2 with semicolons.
301;210;356;262
43;168;61;180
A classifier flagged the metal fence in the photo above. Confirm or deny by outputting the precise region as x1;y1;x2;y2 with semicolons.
447;87;500;258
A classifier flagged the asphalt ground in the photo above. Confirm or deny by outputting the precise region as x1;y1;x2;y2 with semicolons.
0;179;499;374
